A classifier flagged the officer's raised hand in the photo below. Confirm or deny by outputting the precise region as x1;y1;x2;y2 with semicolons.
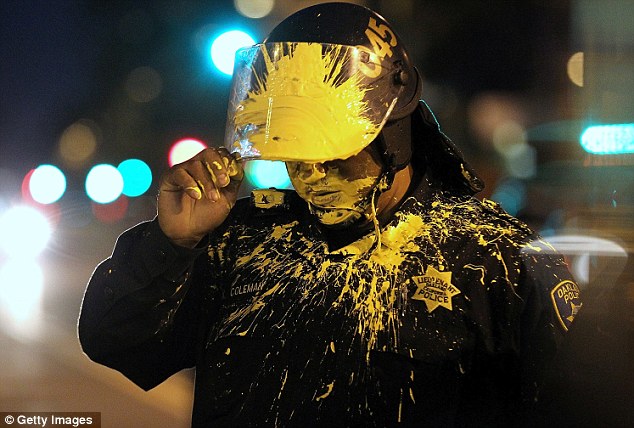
158;148;244;248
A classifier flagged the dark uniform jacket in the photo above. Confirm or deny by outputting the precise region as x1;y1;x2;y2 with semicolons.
79;176;581;427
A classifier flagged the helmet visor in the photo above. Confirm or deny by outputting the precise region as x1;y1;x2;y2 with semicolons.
224;42;401;162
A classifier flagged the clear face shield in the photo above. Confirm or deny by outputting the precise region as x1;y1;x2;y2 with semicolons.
224;42;403;163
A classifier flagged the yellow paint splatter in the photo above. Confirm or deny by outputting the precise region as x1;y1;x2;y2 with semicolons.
233;43;380;162
214;192;535;370
315;381;334;401
464;264;486;286
278;369;288;400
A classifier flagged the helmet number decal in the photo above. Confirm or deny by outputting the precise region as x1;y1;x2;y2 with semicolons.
367;17;397;57
358;17;398;78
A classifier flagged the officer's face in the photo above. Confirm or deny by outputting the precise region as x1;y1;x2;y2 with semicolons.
286;145;384;226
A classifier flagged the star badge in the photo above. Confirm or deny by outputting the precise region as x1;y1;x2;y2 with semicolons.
411;266;461;313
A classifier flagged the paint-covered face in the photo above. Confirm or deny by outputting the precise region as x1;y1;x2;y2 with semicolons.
287;145;384;227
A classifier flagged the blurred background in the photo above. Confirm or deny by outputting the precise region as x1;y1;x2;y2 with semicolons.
0;0;632;426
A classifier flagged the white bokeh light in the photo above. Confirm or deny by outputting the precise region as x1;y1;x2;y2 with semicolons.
0;259;44;328
168;138;208;167
234;0;275;19
0;205;52;258
85;164;124;204
210;30;255;75
29;164;67;204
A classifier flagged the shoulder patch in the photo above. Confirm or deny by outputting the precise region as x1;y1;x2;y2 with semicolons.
550;280;582;331
251;189;288;209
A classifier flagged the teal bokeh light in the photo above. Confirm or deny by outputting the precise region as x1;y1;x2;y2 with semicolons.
118;159;153;197
246;160;292;189
580;123;634;154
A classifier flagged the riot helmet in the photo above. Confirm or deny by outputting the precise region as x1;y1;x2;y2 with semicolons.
224;2;422;172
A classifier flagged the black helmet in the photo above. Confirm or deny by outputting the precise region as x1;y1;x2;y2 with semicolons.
265;2;422;172
265;2;421;122
225;2;422;171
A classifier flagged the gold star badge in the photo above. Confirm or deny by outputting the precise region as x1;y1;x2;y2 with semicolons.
411;266;461;313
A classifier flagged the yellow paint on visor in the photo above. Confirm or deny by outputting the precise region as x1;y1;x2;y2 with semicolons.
232;43;383;162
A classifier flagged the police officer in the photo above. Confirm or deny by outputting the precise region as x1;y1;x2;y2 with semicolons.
79;3;581;427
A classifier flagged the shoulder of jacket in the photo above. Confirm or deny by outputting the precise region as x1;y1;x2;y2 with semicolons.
428;193;534;237
479;197;534;236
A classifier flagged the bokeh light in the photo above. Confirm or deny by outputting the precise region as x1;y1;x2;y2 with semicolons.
0;259;44;327
92;195;130;224
20;169;36;202
527;235;628;288
490;179;526;217
504;142;536;179
210;30;255;75
58;119;99;169
234;0;275;19
29;164;67;204
0;205;52;258
492;122;536;179
118;158;153;197
245;160;292;189
567;51;584;87
168;138;207;167
85;164;124;204
467;93;527;147
580;124;634;154
125;66;163;103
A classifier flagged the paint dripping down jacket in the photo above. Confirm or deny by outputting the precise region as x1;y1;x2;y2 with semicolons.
79;178;581;427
